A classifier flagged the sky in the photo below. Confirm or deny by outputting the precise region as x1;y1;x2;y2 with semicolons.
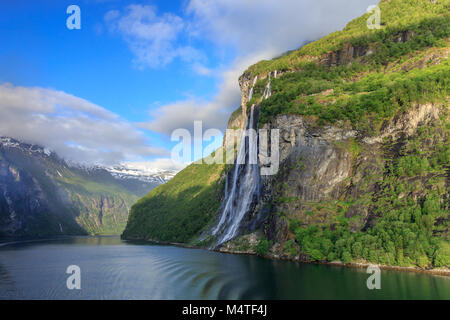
0;0;375;169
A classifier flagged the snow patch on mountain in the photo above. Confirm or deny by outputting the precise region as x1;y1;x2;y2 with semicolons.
0;136;54;157
105;163;178;184
1;137;180;184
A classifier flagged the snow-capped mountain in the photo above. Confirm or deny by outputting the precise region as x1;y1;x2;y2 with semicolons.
0;137;53;157
0;137;178;185
104;163;178;184
0;136;161;239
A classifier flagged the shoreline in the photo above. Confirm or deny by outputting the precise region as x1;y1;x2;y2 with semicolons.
0;235;75;247
123;236;450;277
0;234;118;247
217;248;450;277
4;235;448;276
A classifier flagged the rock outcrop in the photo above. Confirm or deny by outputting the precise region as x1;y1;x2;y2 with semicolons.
0;137;157;239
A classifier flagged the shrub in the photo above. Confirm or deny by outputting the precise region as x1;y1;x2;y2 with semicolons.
255;239;272;256
342;251;352;264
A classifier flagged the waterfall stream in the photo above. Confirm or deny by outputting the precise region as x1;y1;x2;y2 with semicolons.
263;74;271;99
212;105;261;245
248;76;258;101
211;72;277;246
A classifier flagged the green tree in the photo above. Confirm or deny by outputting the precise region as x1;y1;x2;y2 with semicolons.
342;251;352;264
255;239;271;256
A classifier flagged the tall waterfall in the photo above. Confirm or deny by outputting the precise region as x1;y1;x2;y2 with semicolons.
248;76;258;101
212;105;260;245
263;74;271;99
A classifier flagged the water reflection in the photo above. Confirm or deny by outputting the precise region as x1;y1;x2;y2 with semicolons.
0;263;13;286
0;236;448;300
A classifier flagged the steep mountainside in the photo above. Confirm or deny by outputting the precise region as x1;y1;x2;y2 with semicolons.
0;137;158;239
105;163;177;184
123;0;449;270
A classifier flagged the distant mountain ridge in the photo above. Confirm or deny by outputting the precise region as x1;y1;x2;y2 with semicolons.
0;136;167;239
0;137;53;157
104;163;177;184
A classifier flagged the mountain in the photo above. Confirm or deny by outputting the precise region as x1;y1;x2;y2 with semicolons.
0;137;161;239
105;163;177;184
122;0;449;270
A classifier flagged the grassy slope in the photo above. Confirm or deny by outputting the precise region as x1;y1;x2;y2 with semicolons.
122;162;225;243
247;0;449;131
247;0;449;75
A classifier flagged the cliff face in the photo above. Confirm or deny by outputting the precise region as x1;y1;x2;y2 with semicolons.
0;137;156;239
245;102;447;255
123;0;449;269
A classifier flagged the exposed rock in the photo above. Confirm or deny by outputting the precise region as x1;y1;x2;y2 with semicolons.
266;214;289;243
363;102;443;144
227;99;446;258
0;137;156;239
393;31;415;43
319;42;377;67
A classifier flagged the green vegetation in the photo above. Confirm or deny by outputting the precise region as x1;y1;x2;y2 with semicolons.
243;0;450;134
258;57;449;131
53;167;141;235
226;235;252;251
121;0;449;272
247;0;449;75
254;239;272;256
292;119;449;268
122;161;226;243
284;239;298;257
0;146;145;238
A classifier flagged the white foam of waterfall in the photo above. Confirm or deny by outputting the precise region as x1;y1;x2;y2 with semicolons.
248;76;258;102
263;73;271;99
212;105;260;245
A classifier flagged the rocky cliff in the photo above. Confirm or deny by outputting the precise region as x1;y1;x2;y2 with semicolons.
0;137;158;239
123;0;449;270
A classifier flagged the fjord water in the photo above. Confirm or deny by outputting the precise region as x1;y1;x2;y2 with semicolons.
0;236;448;300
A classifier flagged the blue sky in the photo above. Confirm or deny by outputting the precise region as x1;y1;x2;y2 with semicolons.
0;0;222;152
0;0;374;168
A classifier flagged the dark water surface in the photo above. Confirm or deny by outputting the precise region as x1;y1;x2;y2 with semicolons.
0;236;448;299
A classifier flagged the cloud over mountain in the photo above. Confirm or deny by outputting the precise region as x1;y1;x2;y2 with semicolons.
137;0;375;135
0;83;168;165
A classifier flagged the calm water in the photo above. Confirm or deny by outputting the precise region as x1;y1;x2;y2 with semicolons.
0;236;448;300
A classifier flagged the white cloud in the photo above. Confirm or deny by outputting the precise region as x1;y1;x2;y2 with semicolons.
0;83;169;165
123;159;188;172
141;0;375;135
192;63;213;76
186;0;375;55
105;4;204;69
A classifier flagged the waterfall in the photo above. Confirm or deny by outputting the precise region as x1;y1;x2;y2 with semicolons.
263;74;271;99
212;105;260;245
248;76;258;102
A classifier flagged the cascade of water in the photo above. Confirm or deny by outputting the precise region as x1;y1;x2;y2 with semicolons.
263;73;271;99
248;76;258;102
212;105;260;245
